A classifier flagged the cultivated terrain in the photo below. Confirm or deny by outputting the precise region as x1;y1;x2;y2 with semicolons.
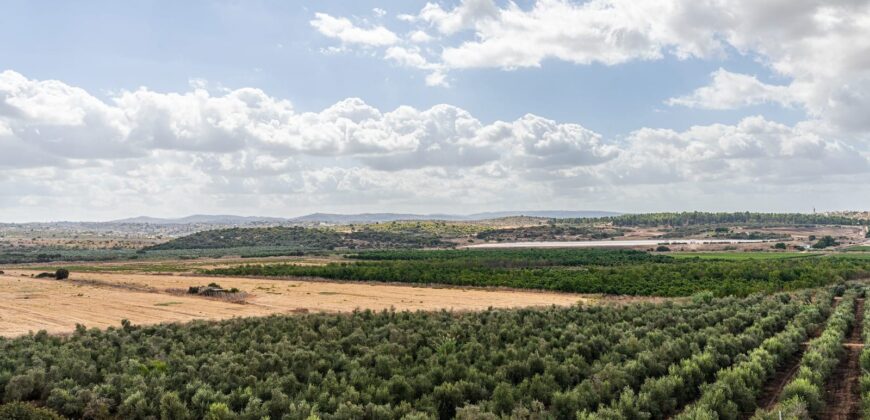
1;211;870;419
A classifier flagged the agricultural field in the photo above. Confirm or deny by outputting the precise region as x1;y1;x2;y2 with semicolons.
205;249;870;297
2;212;870;418
2;285;867;419
0;269;583;337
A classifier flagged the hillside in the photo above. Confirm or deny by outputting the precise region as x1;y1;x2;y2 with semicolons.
145;226;450;251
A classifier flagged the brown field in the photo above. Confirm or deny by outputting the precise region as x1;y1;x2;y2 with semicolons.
0;269;586;337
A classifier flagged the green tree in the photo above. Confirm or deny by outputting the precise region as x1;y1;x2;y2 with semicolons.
160;392;190;420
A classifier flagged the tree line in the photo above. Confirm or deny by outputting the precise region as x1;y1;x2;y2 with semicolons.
568;212;869;227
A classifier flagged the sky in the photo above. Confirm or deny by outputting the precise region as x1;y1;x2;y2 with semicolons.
1;0;869;222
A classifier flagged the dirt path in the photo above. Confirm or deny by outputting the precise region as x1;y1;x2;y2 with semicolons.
821;298;864;420
0;270;588;337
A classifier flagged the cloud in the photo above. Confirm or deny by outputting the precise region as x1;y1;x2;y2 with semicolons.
309;13;398;46
384;46;447;86
417;0;500;35
667;69;795;110
310;0;870;135
0;70;867;221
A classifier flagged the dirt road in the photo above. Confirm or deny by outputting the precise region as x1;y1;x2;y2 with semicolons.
0;270;586;337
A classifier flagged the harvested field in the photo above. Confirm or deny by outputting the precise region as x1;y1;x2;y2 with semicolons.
0;269;586;337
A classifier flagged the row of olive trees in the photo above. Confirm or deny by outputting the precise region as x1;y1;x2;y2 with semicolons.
570;294;796;418
860;296;870;417
578;289;832;419
748;289;858;418
680;288;855;420
1;294;789;420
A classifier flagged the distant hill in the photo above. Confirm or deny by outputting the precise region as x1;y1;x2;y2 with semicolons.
110;210;623;225
146;226;449;251
290;213;467;223
111;215;290;225
465;211;621;220
290;211;621;224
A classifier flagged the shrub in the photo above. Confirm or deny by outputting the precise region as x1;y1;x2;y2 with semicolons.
780;378;823;416
656;245;671;252
34;272;54;279
692;290;715;304
54;269;69;280
812;236;839;249
773;242;787;250
0;402;64;420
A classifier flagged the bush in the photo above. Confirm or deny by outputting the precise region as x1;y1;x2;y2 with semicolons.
0;402;64;420
54;269;69;280
656;245;671;252
812;236;839;249
773;242;787;250
692;291;715;304
34;272;55;279
780;378;823;415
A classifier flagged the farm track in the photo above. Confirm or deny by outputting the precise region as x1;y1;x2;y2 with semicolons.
821;298;864;420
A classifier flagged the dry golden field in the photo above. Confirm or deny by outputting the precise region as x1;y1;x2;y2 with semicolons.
0;269;585;337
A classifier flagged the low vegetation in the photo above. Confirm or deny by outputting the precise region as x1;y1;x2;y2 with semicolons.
474;225;625;242
0;291;828;419
751;290;857;418
205;249;870;297
146;226;450;252
812;235;840;249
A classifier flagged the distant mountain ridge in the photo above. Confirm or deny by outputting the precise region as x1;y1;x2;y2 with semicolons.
111;214;290;225
110;211;621;225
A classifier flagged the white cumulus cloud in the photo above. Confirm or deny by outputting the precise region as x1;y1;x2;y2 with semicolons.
310;13;399;46
0;70;868;221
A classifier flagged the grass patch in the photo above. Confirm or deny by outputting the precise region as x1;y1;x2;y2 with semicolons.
154;301;183;307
